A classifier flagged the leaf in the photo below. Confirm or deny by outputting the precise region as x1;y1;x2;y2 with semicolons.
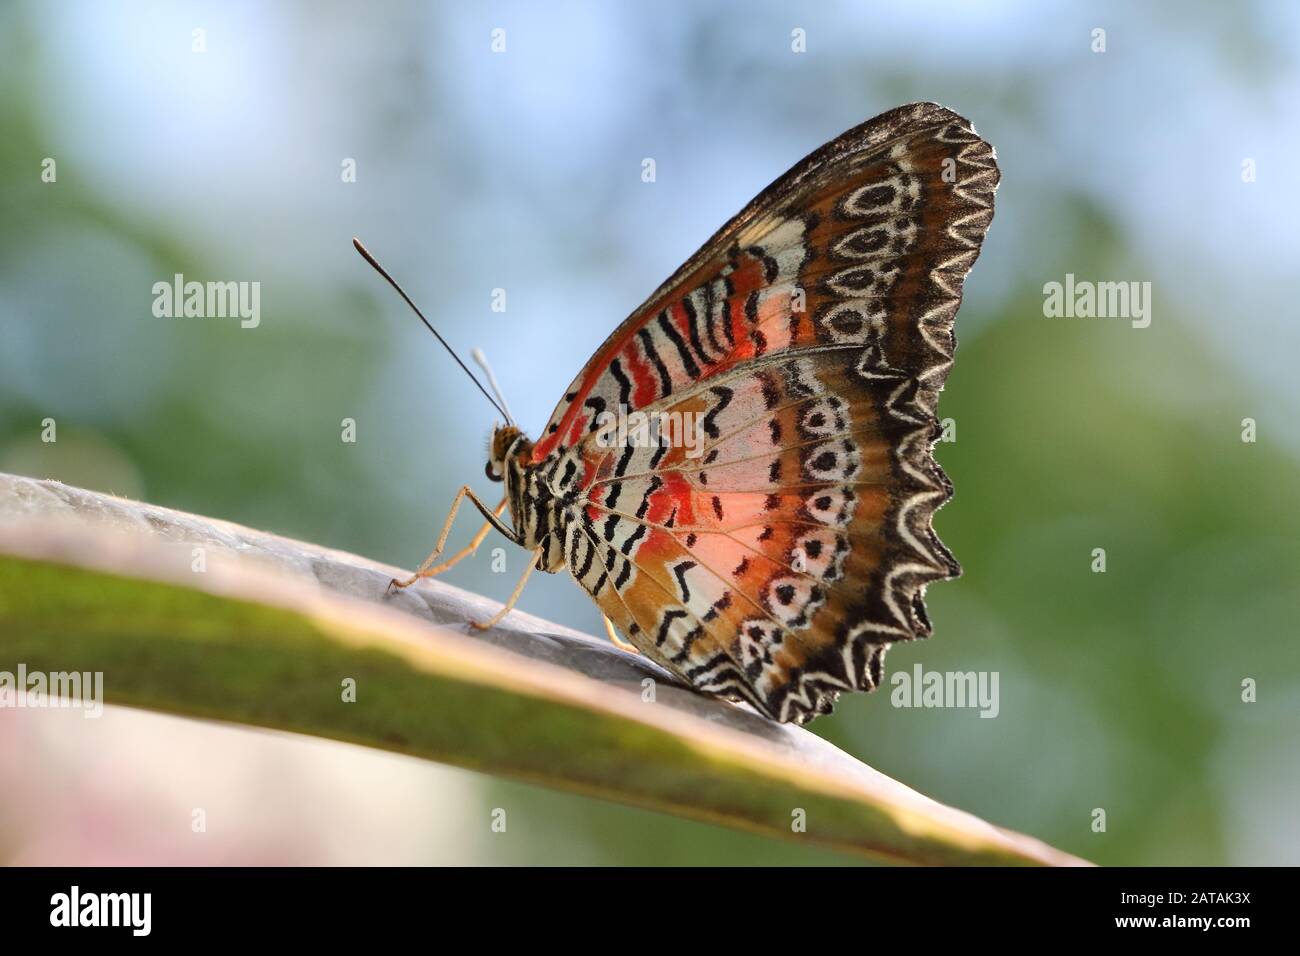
0;473;1088;866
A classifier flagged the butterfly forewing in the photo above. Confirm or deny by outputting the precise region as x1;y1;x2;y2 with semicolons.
534;103;998;723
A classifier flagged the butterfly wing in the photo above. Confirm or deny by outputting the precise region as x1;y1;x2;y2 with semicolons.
536;102;999;722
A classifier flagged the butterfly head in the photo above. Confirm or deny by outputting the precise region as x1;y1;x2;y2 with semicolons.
485;424;529;485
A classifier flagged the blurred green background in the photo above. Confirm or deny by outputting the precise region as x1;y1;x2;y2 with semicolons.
1;0;1297;865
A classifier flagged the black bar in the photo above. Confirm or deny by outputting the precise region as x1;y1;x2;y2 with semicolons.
0;865;1280;941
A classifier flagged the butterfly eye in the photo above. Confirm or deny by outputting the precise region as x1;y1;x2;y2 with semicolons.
485;461;503;482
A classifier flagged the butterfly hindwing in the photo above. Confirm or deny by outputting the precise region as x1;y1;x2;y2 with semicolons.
534;102;998;722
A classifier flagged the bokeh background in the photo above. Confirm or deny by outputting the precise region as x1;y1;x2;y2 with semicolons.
2;0;1297;865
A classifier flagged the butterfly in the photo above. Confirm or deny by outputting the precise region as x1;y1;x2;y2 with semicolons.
357;101;999;724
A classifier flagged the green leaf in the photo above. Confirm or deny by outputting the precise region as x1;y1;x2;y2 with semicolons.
0;473;1088;866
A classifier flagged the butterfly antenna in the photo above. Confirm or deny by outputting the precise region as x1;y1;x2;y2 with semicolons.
352;237;508;421
471;348;515;427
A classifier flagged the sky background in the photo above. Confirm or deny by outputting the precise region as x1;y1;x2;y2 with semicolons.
1;0;1297;865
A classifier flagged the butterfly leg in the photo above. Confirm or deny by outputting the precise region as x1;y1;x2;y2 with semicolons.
469;547;543;630
602;616;640;654
402;497;507;581
389;490;511;592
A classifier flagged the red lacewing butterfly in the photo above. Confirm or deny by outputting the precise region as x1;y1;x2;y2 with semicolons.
356;102;999;723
